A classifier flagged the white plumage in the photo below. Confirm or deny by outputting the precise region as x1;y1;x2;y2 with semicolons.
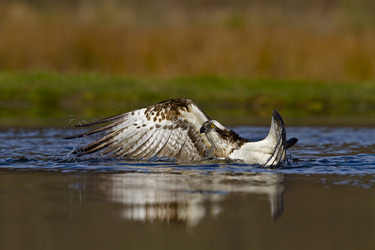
66;98;297;167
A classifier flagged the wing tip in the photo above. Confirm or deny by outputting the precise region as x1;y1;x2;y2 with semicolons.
69;113;127;128
272;110;284;127
63;135;81;140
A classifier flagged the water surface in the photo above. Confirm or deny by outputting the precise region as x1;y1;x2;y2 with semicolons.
0;127;374;250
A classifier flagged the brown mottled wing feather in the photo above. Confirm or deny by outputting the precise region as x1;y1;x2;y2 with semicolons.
176;126;211;161
66;98;211;161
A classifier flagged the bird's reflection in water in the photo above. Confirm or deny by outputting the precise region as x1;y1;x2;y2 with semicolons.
98;171;285;227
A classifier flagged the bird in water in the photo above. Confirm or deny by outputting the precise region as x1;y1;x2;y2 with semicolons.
65;98;297;167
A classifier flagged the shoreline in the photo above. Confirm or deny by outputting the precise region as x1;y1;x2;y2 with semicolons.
1;71;374;127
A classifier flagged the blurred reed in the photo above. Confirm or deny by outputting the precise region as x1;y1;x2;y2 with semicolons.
1;0;375;81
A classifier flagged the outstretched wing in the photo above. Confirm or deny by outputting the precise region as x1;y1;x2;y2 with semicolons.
65;98;212;161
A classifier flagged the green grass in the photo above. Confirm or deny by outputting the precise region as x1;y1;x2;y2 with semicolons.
1;71;375;127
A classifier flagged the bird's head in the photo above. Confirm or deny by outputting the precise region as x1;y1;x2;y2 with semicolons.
200;120;226;134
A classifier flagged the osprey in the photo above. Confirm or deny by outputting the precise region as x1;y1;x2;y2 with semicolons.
66;98;297;167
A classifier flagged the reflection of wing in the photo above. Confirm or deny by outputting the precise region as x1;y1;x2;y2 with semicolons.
65;99;212;161
97;172;285;226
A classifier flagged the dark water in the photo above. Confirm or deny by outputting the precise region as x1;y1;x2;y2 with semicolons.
0;127;375;250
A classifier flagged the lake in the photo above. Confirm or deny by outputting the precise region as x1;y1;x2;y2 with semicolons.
0;127;375;250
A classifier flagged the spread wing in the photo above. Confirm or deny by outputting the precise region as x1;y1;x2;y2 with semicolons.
65;98;212;161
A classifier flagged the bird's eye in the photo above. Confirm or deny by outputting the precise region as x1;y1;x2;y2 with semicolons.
210;123;215;128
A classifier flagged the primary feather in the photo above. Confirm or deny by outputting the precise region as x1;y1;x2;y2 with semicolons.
66;98;212;161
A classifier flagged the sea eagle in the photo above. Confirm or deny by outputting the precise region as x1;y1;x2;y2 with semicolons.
65;98;297;167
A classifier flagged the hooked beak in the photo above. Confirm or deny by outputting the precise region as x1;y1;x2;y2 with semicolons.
200;126;207;134
201;121;214;134
200;121;211;134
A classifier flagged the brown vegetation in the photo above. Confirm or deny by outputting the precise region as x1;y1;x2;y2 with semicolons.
1;0;375;81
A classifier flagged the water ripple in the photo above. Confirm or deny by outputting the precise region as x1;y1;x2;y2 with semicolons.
0;127;375;176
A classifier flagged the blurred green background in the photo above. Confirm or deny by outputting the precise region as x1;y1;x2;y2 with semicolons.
1;0;375;127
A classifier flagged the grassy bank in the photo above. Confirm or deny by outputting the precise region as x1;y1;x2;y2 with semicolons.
1;71;375;127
